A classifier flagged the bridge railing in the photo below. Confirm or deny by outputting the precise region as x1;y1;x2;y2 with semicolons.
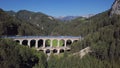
1;36;81;39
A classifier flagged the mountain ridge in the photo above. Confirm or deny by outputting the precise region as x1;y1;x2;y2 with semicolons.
110;0;120;15
55;14;94;21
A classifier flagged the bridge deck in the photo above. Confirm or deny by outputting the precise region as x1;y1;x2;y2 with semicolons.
1;36;81;39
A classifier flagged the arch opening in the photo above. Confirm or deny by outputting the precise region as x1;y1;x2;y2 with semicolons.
60;39;65;47
45;39;50;47
66;40;72;47
22;40;28;46
30;40;36;47
60;49;64;53
73;40;78;43
53;49;57;53
66;49;71;52
38;39;43;47
52;39;58;47
15;40;20;43
46;49;50;54
39;50;43;52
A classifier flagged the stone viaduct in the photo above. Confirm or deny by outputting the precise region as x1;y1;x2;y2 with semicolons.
5;36;81;54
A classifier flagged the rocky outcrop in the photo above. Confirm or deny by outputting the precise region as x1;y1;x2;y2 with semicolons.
110;0;120;15
73;47;91;58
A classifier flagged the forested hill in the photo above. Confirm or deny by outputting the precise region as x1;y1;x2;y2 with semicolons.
48;0;120;67
0;9;61;36
0;0;120;68
7;10;60;30
7;10;62;35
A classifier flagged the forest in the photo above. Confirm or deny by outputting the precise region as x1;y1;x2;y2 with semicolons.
0;0;120;67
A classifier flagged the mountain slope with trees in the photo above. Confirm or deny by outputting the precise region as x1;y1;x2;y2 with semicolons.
7;10;61;35
0;9;62;36
0;0;120;68
48;0;120;68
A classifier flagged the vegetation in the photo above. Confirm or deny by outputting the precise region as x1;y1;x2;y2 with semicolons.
52;40;58;47
7;10;61;36
47;11;120;68
45;40;64;47
0;39;47;68
0;1;120;67
0;9;61;36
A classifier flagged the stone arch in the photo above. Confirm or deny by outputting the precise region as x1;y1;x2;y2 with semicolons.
53;49;57;53
60;49;64;53
39;50;43;52
66;39;72;46
30;40;36;47
52;39;58;47
73;40;78;43
38;39;43;47
45;39;50;47
15;40;20;43
46;49;50;54
60;39;65;47
66;49;71;52
22;40;28;46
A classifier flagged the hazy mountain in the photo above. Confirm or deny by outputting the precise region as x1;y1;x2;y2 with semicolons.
55;14;94;21
82;14;95;18
55;16;80;21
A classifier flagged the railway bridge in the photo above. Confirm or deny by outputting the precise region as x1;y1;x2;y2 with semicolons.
4;36;81;54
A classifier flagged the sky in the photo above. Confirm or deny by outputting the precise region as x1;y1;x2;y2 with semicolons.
0;0;114;17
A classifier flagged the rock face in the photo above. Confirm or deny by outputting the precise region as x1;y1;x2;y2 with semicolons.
111;0;120;15
73;47;91;58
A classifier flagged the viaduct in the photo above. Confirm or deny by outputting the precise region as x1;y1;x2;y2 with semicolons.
4;36;81;54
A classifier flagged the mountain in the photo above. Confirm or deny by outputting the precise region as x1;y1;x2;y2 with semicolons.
0;9;45;36
55;16;80;21
0;9;61;36
110;0;120;15
82;14;95;18
56;14;94;21
6;10;16;16
6;10;61;36
0;0;120;68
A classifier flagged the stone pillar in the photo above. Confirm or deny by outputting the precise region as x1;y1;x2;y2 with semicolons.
35;40;38;48
57;49;60;54
57;40;60;47
64;40;67;47
43;39;46;48
19;40;22;45
43;49;46;53
50;40;53;47
71;40;74;43
28;40;31;47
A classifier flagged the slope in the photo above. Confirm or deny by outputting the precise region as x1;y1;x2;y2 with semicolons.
7;10;61;35
0;9;44;36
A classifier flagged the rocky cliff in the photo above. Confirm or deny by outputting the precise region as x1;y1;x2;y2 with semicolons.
110;0;120;15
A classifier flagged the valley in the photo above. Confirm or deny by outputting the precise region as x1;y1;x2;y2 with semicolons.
0;0;120;68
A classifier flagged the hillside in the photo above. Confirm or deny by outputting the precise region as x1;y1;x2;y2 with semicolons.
7;10;62;35
48;0;120;68
0;9;62;36
0;9;42;36
0;0;120;68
